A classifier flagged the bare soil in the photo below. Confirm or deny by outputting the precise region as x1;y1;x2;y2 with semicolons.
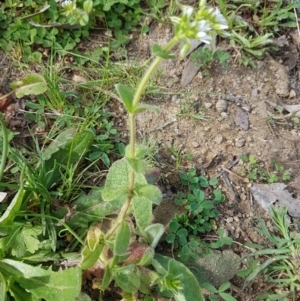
118;22;300;300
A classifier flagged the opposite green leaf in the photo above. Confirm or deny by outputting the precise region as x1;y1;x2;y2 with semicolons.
127;158;147;173
132;195;152;230
67;188;124;228
151;44;175;59
113;265;140;293
99;265;112;291
102;159;147;202
144;223;165;248
133;104;160;114
114;221;130;255
115;84;134;113
135;184;162;205
80;244;103;270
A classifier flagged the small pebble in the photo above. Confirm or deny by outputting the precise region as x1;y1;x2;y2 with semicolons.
226;210;233;216
251;88;258;97
235;139;245;148
234;227;241;239
191;141;199;148
204;102;212;109
227;217;233;223
214;135;224;144
233;216;239;222
174;128;182;136
289;89;296;98
154;154;161;160
196;72;203;79
220;112;228;118
216;99;228;112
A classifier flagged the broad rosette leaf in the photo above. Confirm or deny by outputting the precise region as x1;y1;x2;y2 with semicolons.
10;73;47;98
0;259;81;301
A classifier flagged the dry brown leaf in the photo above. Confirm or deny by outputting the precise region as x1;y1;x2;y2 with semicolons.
181;58;201;87
0;96;12;113
183;39;202;57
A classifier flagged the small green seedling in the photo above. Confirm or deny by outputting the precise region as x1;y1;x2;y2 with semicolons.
201;281;237;301
190;48;230;73
166;169;227;260
240;154;290;183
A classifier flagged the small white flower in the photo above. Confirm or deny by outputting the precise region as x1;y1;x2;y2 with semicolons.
181;5;194;18
171;1;228;50
212;8;228;30
196;20;211;33
61;0;76;10
196;31;211;44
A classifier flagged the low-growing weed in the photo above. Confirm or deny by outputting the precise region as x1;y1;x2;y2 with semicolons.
240;154;290;183
190;48;230;72
166;168;230;260
239;206;300;300
216;0;300;66
176;100;208;121
202;281;237;301
0;0;164;62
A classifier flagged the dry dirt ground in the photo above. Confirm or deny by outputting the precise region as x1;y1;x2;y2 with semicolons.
116;22;300;300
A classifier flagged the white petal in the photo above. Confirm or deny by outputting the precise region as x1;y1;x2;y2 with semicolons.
182;5;194;17
170;16;181;25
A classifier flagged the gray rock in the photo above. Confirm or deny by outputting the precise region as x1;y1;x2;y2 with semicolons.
181;250;241;287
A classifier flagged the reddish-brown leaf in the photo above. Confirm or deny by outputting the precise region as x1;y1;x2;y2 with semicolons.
0;96;12;113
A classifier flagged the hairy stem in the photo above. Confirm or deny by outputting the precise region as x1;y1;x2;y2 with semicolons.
0;114;8;182
105;37;180;239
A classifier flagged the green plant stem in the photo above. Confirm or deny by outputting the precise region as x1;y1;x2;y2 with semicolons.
105;37;180;240
130;36;179;158
0;113;8;182
132;36;179;109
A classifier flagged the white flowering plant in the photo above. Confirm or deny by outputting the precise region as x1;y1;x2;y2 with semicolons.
78;2;228;300
60;0;93;26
